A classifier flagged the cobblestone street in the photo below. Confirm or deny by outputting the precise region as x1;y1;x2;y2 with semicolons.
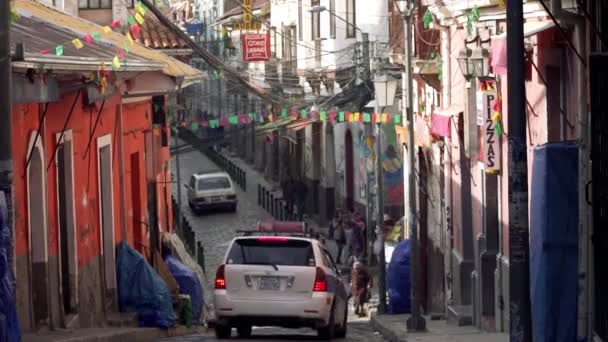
169;145;387;341
158;321;386;341
171;147;272;302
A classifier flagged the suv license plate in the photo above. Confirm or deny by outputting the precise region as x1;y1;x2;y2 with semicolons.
259;277;280;290
210;196;221;202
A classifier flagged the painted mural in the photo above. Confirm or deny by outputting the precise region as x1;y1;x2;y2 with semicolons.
382;124;404;205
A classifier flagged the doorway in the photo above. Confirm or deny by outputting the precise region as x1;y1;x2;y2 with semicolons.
55;131;78;317
325;124;336;219
130;152;143;254
345;130;354;211
27;131;49;329
97;135;116;311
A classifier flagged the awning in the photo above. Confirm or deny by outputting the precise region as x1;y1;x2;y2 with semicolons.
15;0;203;81
431;105;463;139
491;21;555;75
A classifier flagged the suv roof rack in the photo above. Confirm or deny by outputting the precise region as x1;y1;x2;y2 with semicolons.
235;230;314;238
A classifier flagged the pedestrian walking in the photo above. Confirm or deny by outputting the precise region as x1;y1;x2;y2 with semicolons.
294;178;308;221
351;260;372;317
328;209;342;240
335;216;346;264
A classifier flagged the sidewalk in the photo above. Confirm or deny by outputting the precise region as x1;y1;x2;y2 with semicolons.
370;314;508;342
22;325;208;342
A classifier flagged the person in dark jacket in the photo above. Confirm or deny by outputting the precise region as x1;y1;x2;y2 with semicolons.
351;260;372;316
294;178;308;221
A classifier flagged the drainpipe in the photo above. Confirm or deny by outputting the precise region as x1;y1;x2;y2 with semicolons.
118;103;128;241
549;0;591;339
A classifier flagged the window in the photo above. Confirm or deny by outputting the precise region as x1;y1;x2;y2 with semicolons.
197;177;231;191
311;0;320;40
329;0;336;39
298;0;303;41
346;0;356;38
152;96;168;147
226;239;316;267
78;0;111;9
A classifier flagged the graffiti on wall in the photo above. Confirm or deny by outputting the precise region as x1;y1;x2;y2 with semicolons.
382;124;404;205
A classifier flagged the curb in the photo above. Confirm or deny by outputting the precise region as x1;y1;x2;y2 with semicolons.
370;314;407;342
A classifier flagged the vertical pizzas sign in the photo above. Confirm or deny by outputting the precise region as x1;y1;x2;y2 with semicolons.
484;90;501;173
242;33;271;62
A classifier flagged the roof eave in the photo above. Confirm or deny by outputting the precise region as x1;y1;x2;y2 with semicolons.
13;56;166;72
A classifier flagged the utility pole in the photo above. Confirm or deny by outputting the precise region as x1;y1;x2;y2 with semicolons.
0;0;14;279
375;108;387;314
506;0;532;341
174;128;182;233
397;0;426;332
362;32;376;264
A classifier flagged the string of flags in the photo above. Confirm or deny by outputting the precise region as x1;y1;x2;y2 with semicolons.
171;108;404;132
37;2;149;71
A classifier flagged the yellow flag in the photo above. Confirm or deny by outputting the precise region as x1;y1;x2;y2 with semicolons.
381;113;389;123
126;32;135;45
103;26;112;34
353;112;360;122
72;38;84;49
135;13;145;25
112;55;122;69
136;3;147;15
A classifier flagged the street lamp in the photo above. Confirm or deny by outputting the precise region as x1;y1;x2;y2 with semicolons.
373;74;398;107
457;47;474;79
396;0;427;332
470;47;490;78
372;73;397;315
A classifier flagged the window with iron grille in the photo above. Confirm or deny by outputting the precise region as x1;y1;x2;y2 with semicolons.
78;0;112;9
345;0;356;38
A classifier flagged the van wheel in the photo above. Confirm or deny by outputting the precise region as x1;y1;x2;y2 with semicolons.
237;324;252;338
215;325;231;339
230;204;237;212
317;303;335;340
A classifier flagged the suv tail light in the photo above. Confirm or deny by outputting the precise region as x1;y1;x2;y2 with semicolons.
313;267;327;292
215;264;226;289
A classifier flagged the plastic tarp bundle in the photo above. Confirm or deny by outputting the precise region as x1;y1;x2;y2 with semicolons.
165;255;204;324
0;191;20;342
117;241;176;328
387;240;411;314
530;142;578;342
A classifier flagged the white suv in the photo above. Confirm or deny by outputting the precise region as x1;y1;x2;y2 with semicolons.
186;172;237;213
213;236;350;339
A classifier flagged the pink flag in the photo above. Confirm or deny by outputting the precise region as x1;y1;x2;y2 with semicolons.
131;24;141;39
111;20;121;28
84;34;94;44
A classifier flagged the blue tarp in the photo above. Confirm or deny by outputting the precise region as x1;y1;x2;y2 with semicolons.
116;241;176;328
165;255;203;324
530;142;578;342
387;240;411;314
0;191;21;342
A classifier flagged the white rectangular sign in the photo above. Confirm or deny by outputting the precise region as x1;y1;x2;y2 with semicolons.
483;91;500;173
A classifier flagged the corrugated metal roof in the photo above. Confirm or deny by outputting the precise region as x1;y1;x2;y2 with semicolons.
11;15;151;64
14;0;203;80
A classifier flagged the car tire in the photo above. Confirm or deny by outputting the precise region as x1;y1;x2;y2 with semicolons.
237;324;252;338
317;303;336;340
215;325;231;339
230;203;237;212
334;304;348;338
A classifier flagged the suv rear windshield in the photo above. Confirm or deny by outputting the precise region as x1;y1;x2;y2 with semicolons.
227;239;315;267
197;177;230;190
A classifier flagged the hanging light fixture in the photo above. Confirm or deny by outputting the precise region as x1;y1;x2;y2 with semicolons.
457;47;473;79
373;74;398;108
470;47;490;78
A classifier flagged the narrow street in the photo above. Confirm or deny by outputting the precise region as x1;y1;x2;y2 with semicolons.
169;145;387;341
170;147;272;297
